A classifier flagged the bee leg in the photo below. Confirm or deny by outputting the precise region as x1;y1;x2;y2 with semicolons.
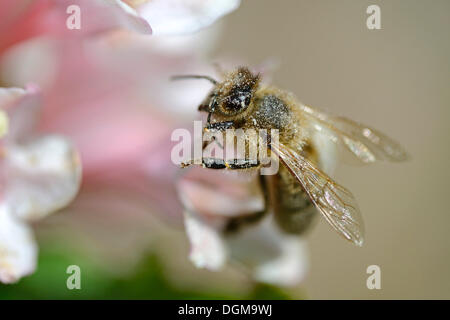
223;159;260;169
206;120;253;150
181;158;226;169
203;121;236;149
224;209;267;234
205;121;235;131
224;175;269;234
181;158;261;170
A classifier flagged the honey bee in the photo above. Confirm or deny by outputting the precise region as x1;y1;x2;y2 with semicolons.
173;67;408;246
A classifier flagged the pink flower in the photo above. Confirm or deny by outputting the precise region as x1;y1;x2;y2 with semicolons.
3;0;321;289
0;0;239;224
0;86;81;283
0;0;151;56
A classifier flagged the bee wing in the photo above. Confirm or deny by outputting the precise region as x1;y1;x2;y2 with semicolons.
299;104;409;164
271;142;364;246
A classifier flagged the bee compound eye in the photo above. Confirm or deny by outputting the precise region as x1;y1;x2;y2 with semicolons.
223;91;251;113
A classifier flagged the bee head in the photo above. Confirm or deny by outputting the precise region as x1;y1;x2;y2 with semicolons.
171;67;260;118
214;67;260;116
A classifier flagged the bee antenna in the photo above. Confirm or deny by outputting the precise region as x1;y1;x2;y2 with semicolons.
170;75;218;85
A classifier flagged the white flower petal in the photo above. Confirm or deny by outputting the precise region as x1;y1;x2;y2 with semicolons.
183;210;227;270
112;0;153;34
0;204;37;284
4;86;41;143
0;39;58;89
253;237;308;287
5;135;82;221
133;0;241;35
0;87;26;109
310;125;338;175
0;86;29;139
148;22;223;55
178;174;264;218
227;215;309;286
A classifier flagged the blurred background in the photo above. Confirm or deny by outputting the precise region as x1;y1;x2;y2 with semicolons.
216;0;449;299
0;0;449;299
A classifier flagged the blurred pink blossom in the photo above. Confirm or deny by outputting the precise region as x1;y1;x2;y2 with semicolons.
0;0;151;56
0;86;81;283
0;0;242;284
0;0;315;288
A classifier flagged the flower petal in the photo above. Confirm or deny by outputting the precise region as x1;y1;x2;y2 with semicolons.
2;86;41;143
183;210;227;270
0;204;37;284
253;237;309;287
0;110;8;138
131;0;241;35
4;135;82;221
53;0;152;35
0;87;26;109
227;215;309;286
310;125;338;175
112;0;153;34
177;166;264;218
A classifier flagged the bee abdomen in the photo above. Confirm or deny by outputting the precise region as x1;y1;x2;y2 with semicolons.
270;165;317;234
274;189;316;235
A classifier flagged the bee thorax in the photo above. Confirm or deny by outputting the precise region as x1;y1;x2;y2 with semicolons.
253;95;290;130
